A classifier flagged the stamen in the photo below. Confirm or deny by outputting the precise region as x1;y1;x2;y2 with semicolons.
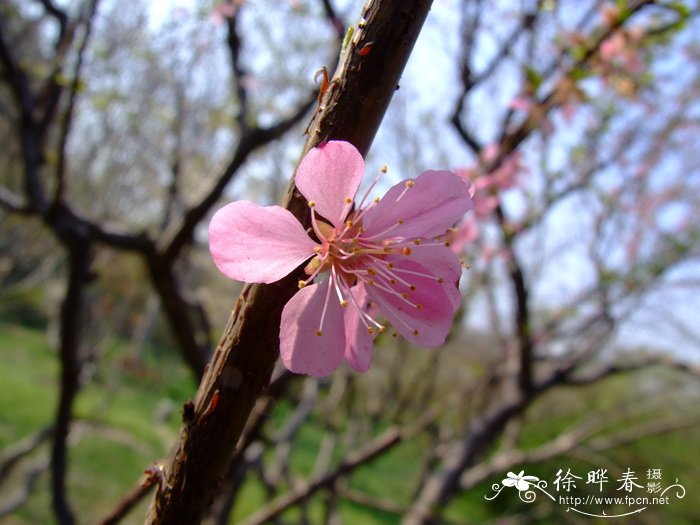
361;220;402;241
330;266;347;306
395;179;415;202
356;172;382;211
390;265;445;283
317;280;335;336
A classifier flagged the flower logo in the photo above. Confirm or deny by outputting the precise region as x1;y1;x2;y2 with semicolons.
502;471;540;492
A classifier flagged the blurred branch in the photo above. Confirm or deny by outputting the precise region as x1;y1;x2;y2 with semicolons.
0;455;50;519
161;97;315;263
97;475;156;525
204;371;294;525
0;24;46;212
239;427;403;525
50;237;93;525
565;355;700;386
54;0;100;204
225;10;250;132
0;187;30;213
35;0;69;46
0;426;53;486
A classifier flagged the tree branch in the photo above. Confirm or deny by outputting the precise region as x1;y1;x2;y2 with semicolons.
144;2;434;523
238;427;402;525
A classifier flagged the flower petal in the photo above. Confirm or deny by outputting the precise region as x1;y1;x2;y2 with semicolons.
280;280;346;377
343;283;375;372
295;141;364;227
209;201;317;284
408;244;463;309
365;257;457;347
515;479;530;491
363;170;472;239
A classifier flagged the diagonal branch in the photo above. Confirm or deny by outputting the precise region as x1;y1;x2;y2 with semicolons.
144;2;434;523
239;427;403;525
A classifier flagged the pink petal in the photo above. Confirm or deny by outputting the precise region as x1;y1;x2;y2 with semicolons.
343;283;375;372
209;201;317;284
365;258;456;347
408;244;463;309
279;281;345;377
363;170;472;239
295;141;364;227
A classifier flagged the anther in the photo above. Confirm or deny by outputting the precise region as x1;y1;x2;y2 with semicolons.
380;165;388;173
346;220;353;227
413;329;420;336
413;239;421;245
415;304;423;310
387;263;394;269
444;241;451;247
402;292;410;299
367;327;375;334
298;280;307;289
409;284;416;291
437;277;444;283
406;180;415;188
316;330;323;336
345;197;352;204
340;300;348;307
390;279;396;285
402;247;412;256
398;219;404;224
308;200;316;208
379;325;386;333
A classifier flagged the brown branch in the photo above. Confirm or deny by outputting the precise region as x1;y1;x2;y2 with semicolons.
0;426;53;486
238;427;403;525
0;455;50;519
0;24;46;213
35;0;69;47
144;2;434;523
98;476;156;525
0;187;30;214
53;0;100;204
50;236;93;525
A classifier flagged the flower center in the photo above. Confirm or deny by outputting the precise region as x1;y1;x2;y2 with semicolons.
300;180;449;339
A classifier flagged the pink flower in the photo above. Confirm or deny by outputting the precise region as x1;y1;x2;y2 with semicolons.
208;141;472;376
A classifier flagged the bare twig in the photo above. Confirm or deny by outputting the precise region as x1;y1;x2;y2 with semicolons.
0;426;53;486
238;427;403;525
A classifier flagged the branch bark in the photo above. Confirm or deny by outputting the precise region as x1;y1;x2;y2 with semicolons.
144;1;434;523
